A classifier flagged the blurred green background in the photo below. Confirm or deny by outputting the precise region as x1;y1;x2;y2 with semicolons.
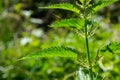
0;0;120;80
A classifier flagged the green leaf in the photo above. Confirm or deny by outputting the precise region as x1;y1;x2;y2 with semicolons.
79;0;84;4
50;18;84;29
0;0;3;12
39;3;80;14
100;42;120;54
89;0;118;13
19;46;79;60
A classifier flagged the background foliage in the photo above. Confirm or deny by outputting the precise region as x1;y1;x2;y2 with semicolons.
0;0;120;80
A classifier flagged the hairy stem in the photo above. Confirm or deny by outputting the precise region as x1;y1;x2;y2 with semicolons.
84;19;93;80
84;0;93;80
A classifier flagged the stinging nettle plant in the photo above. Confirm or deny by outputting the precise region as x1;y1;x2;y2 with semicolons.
19;0;120;80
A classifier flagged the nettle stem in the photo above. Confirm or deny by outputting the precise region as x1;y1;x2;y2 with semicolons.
84;0;93;80
84;19;93;80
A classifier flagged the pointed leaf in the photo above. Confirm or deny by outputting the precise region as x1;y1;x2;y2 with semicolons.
50;18;84;29
19;46;79;60
39;3;80;14
89;0;118;13
100;42;120;54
